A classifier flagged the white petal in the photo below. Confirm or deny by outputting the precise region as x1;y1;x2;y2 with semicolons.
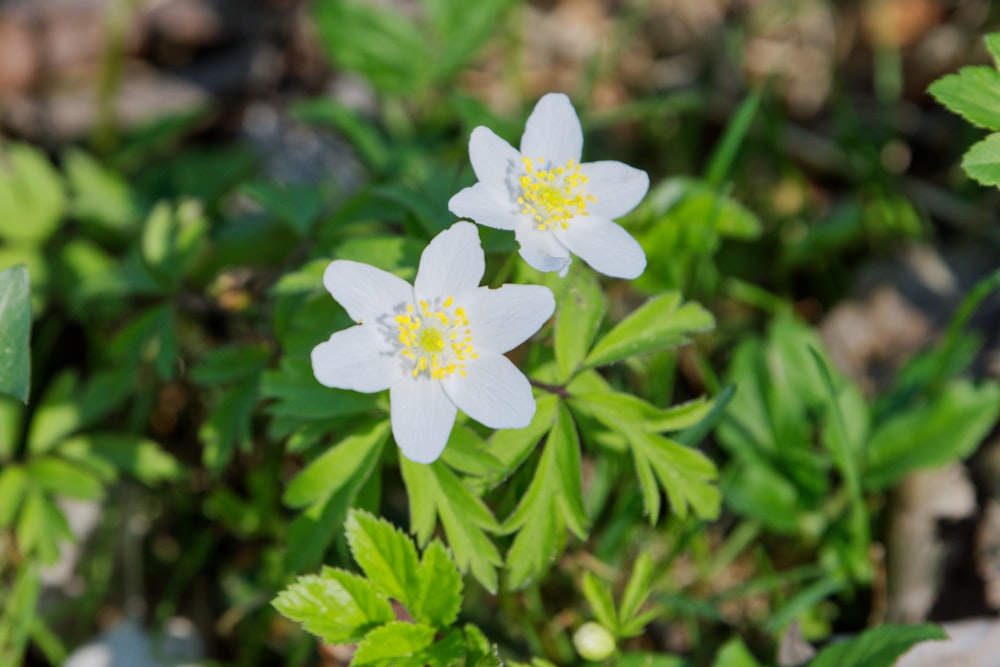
311;325;398;392
443;353;535;429
390;377;458;463
469;126;522;189
519;93;583;165
324;260;413;324
463;284;554;354
414;221;485;301
555;216;646;279
448;183;519;230
580;161;649;219
514;224;572;275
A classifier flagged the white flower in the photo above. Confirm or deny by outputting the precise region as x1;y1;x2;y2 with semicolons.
448;92;649;279
311;222;555;464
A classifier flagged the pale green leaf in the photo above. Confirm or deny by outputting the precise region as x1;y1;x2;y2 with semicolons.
272;568;394;645
585;293;714;369
346;510;422;608
16;488;70;564
65;149;136;231
284;421;390;508
570;393;711;436
929;66;1000;131
27;372;81;455
808;623;945;667
620;551;655;628
554;270;606;382
0;465;28;527
635;434;719;520
0;265;30;403
485;393;559;485
353;622;437;667
962;132;1000;187
711;639;762;667
0;144;65;245
412;540;463;629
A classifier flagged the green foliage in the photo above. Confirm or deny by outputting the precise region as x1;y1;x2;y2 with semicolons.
930;31;1000;187
274;509;489;667
807;624;946;667
0;266;30;402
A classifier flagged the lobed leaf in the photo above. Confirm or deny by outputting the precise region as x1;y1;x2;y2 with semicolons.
411;540;463;629
346;510;422;608
584;293;714;369
929;66;1000;132
272;568;395;645
352;622;437;667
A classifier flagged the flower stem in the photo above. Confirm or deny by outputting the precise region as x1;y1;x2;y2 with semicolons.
529;378;569;399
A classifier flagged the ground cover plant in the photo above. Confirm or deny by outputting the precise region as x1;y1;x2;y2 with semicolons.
2;0;1000;665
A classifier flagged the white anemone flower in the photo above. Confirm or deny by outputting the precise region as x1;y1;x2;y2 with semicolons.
448;92;649;279
311;222;555;464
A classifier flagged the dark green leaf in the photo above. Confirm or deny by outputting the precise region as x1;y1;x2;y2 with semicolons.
244;181;326;237
0;265;30;402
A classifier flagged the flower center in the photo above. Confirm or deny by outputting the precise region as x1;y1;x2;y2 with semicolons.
395;296;477;380
517;157;596;231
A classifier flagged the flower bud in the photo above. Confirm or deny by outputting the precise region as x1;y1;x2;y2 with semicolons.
573;622;616;662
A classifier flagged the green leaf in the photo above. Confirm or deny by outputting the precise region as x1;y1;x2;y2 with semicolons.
0;265;30;403
807;623;945;667
0;465;28;527
503;403;589;589
929;66;1000;131
272;568;395;645
619;551;656;632
463;624;501;667
585;293;714;369
986;33;1000;67
294;100;390;171
711;639;762;667
705;88;762;188
962;132;1000;187
400;457;503;593
283;421;390;508
570;393;711;436
633;434;719;521
353;622;438;667
200;378;259;476
554;270;606;382
486;393;559;484
190;344;270;386
440;426;506;483
16;488;70;564
581;571;619;635
244;181;326;237
64;149;136;231
27;372;82;455
140;200;208;288
0;144;65;245
57;433;183;485
865;380;1000;489
346;510;422;608
412;540;463;629
25;456;104;500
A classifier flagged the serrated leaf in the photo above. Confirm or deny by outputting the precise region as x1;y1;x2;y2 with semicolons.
929;66;1000;131
400;457;502;593
463;624;501;667
353;622;437;667
503;403;589;588
412;540;463;629
272;568;395;645
807;623;945;667
585;293;714;369
962;132;1000;187
554;270;606;382
284;421;390;508
346;510;422;608
0;265;31;403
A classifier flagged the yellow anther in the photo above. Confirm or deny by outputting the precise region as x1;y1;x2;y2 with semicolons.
518;157;594;231
394;296;477;381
